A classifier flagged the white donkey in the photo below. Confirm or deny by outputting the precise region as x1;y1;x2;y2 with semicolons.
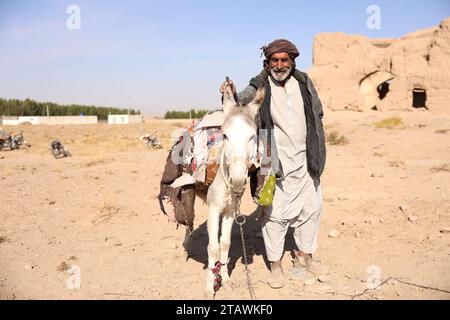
204;80;264;298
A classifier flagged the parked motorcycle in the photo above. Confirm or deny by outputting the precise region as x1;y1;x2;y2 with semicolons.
140;133;163;149
13;132;31;148
49;139;72;158
0;131;18;151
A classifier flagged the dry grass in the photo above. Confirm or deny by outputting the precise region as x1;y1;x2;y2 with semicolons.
83;157;114;168
389;160;405;167
326;131;349;145
57;261;70;272
0;236;9;244
374;117;404;129
173;122;188;128
1;167;16;177
431;163;450;173
434;129;450;134
93;194;121;223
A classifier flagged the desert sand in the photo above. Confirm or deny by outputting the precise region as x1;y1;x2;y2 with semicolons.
1;111;449;300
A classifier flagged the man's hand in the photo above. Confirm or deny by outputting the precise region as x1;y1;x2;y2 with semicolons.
219;78;237;96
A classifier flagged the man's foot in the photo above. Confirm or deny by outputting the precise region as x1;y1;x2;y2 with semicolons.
267;262;285;289
293;253;329;276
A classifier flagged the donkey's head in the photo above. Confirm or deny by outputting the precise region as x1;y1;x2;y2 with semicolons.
220;80;265;194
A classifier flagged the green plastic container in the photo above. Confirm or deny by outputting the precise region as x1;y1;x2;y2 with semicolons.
257;174;276;206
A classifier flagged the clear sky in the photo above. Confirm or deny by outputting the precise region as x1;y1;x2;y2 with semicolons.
1;0;449;116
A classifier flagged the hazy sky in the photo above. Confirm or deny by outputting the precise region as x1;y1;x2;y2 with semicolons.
1;0;449;116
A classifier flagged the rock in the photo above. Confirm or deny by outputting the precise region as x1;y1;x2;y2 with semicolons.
24;264;33;270
168;243;178;249
304;278;316;286
379;218;385;223
440;227;450;234
48;200;56;205
355;232;361;238
408;215;418;222
318;275;331;283
399;205;408;213
328;229;340;238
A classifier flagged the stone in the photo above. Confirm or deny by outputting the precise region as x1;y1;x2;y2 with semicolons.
168;243;178;249
304;278;316;286
318;275;331;283
328;229;340;239
408;215;418;222
440;227;450;234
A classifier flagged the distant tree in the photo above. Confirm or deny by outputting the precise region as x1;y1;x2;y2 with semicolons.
164;109;209;119
0;97;141;120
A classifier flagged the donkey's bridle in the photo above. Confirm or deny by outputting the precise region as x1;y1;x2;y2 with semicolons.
219;142;250;193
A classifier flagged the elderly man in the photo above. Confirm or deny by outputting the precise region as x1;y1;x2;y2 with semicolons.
221;39;327;288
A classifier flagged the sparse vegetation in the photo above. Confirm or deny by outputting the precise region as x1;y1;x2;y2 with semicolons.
434;129;450;134
0;236;9;244
84;158;114;168
57;261;70;272
94;197;121;223
389;160;405;167
431;163;450;173
164;109;209;119
374;117;404;129
326;131;349;145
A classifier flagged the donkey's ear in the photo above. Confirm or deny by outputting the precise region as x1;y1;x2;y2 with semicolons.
246;87;265;120
222;83;237;117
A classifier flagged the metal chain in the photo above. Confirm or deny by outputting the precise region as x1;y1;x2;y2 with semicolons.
233;195;257;300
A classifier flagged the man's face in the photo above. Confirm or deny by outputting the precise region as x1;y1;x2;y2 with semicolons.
269;52;293;82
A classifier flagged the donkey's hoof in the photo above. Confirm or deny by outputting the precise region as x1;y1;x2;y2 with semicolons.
204;291;215;300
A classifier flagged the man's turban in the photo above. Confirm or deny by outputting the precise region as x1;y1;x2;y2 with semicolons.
261;39;300;60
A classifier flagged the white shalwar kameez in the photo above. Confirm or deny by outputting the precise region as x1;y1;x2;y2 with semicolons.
261;76;324;262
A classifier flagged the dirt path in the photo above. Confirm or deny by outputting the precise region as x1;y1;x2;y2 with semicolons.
1;111;449;300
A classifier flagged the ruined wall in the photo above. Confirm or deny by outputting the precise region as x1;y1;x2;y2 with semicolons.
308;17;450;112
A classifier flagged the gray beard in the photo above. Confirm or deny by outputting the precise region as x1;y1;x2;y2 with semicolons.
270;65;293;82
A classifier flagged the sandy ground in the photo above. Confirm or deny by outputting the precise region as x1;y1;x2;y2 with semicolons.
0;111;449;300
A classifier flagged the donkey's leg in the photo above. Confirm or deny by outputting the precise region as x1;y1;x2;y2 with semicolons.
219;211;234;287
205;205;222;298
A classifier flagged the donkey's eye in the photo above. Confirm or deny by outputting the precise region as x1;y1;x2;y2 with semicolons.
222;133;228;140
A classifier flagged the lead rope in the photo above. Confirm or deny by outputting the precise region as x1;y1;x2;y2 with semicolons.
233;194;257;300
